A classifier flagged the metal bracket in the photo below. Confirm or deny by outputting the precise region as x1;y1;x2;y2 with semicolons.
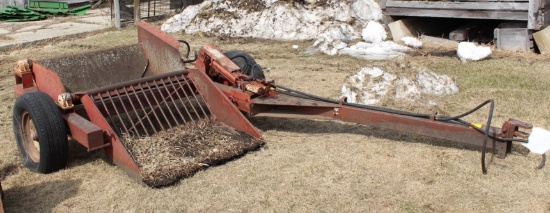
57;93;74;110
14;59;31;75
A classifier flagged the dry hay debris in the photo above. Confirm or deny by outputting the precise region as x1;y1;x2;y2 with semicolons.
123;121;265;187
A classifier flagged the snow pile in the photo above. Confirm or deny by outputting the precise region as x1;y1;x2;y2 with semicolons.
457;42;492;62
401;36;422;48
162;0;410;60
341;66;459;105
310;19;411;60
338;41;410;60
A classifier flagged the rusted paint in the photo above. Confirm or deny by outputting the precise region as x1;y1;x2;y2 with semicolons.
62;113;105;151
188;68;262;139
249;92;512;157
30;62;65;101
35;45;148;93
13;85;38;97
215;83;253;113
337;106;509;155
252;92;340;108
14;59;33;88
80;95;141;180
198;44;245;85
137;21;186;76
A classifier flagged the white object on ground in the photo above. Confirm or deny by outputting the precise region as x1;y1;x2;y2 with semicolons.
401;36;422;48
339;41;410;60
523;127;550;154
340;66;458;105
457;42;492;62
362;21;386;44
292;45;299;49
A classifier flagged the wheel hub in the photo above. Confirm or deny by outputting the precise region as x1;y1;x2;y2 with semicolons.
21;111;40;163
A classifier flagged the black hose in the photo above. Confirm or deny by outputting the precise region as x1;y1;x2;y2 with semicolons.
436;100;493;121
275;84;432;118
274;84;527;142
480;99;494;174
274;85;527;174
178;40;191;58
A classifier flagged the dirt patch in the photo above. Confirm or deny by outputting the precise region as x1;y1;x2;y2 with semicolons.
123;121;265;187
230;0;268;11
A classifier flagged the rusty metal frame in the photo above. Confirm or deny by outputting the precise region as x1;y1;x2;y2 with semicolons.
250;92;512;157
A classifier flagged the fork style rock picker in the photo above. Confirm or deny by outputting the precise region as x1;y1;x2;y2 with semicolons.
11;21;540;186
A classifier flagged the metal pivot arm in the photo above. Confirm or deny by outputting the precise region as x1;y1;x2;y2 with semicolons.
195;44;245;85
248;91;530;158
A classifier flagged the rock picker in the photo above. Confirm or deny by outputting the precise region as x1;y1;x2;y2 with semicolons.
11;21;548;187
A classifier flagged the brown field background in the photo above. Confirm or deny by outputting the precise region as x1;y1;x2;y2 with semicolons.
1;22;550;212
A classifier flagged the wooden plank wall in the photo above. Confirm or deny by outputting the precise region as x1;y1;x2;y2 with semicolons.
383;0;547;30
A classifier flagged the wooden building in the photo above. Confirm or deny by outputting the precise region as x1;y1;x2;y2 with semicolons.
381;0;549;30
381;0;550;50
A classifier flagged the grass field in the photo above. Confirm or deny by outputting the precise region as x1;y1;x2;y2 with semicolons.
1;22;550;212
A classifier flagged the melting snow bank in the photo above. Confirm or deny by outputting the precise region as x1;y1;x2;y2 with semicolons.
341;66;458;105
162;0;412;60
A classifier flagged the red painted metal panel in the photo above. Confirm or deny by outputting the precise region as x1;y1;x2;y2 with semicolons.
31;62;65;101
13;85;38;97
137;21;186;76
21;72;33;89
188;68;263;139
63;113;105;151
80;95;142;181
249;92;510;157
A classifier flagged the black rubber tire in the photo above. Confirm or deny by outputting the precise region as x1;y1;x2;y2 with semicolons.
223;50;266;80
13;91;68;174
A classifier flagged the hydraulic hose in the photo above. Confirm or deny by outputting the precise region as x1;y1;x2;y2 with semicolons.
273;84;527;174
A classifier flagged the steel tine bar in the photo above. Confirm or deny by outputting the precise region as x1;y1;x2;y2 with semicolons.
137;83;188;123
176;74;207;119
97;92;122;136
139;82;166;131
116;88;141;138
185;74;209;118
180;74;209;117
129;85;158;135
145;81;173;129
106;91;131;135
123;87;151;136
167;76;194;123
172;76;196;122
160;77;187;125
153;79;181;126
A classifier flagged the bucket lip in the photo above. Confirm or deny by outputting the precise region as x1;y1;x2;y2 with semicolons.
79;69;189;95
32;44;142;63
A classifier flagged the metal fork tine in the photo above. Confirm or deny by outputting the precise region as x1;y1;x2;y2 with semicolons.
123;87;150;136
145;81;173;129
167;76;195;123
161;77;187;125
139;82;166;131
129;85;158;135
116;89;141;138
106;91;131;136
177;74;209;119
153;79;181;126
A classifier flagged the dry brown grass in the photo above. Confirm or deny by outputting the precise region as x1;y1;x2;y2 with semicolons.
2;22;550;212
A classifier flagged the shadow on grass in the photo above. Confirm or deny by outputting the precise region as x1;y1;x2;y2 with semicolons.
252;117;494;153
66;139;109;169
3;179;82;212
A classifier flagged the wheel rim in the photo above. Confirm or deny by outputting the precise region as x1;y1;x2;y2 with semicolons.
21;111;40;163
